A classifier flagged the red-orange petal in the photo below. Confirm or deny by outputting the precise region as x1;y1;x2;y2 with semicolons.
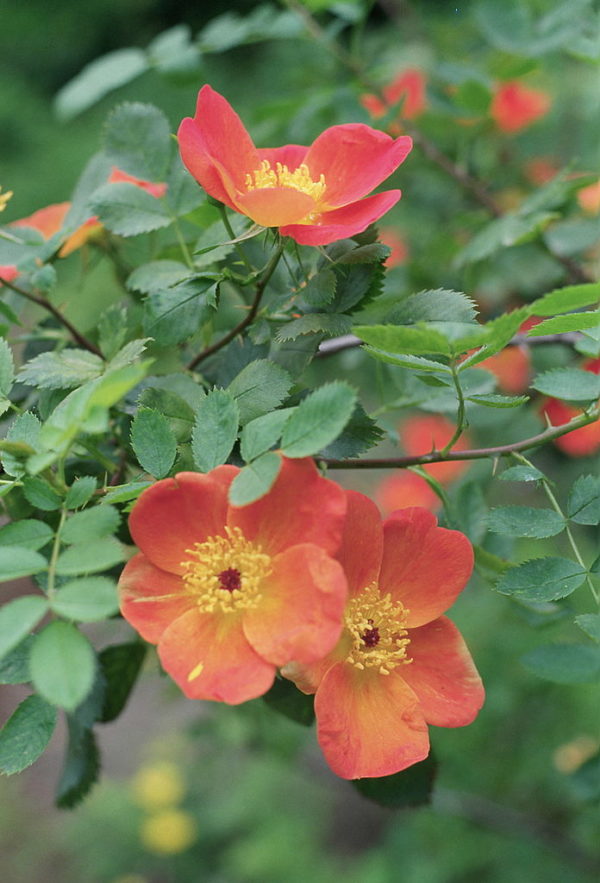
228;457;346;557
375;471;439;516
13;202;70;239
243;543;347;667
401;616;484;727
257;145;308;170
118;553;194;643
379;508;474;627
304;124;411;207
337;490;383;598
234;186;317;227
158;608;275;704
178;117;240;210
129;469;237;574
280;190;402;246
314;663;429;779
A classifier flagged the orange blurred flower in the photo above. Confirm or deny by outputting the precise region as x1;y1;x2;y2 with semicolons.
379;227;409;267
524;157;559;186
283;492;483;779
541;357;600;457
490;81;551;133
479;346;530;395
178;85;412;246
360;68;427;125
577;180;600;215
376;471;439;515
400;414;471;484
118;458;348;705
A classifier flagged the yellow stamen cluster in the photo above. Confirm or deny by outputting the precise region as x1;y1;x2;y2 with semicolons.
245;160;326;201
0;187;13;212
181;526;271;614
344;582;412;675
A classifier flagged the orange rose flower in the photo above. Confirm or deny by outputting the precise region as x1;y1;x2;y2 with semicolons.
479;346;530;395
577;180;600;216
360;68;427;123
283;492;483;779
378;227;409;267
490;81;551;133
0;265;19;285
375;471;439;515
400;414;471;484
118;458;348;705
178;85;412;246
542;357;600;457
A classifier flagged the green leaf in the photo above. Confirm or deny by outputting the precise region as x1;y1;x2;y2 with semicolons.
300;270;337;308
455;211;557;267
102;480;152;505
1;412;41;477
143;279;217;345
363;348;452;373
0;546;47;582
65;476;98;510
319;403;384;459
495;557;586;602
56;720;100;809
0;694;57;775
262;676;315;726
567;475;600;525
387;289;478;325
22;477;63;511
338;242;390;264
55;537;124;577
575;614;600;644
276;313;352;342
227;360;292;424
127;260;191;295
0;518;53;551
130;408;177;478
104;102;172;182
352;754;437;808
191;388;239;472
51;577;119;622
98;642;147;723
30;622;96;710
281;382;357;457
0;337;14;396
487;506;565;538
0;596;49;661
54;48;149;119
467;393;529;408
240;409;295;463
148;24;202;79
228;452;282;506
18;349;104;390
569;752;600;803
353;324;452;356
0;636;34;684
499;465;544;482
521;644;600;684
138;387;195;443
527;311;600;336
530;283;600;316
532;367;600;402
58;509;123;553
90;182;172;236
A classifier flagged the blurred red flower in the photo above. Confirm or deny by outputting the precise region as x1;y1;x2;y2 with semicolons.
378;227;409;267
490;81;551;133
376;471;439;515
577;180;600;215
178;85;412;246
118;458;348;705
360;68;427;125
284;492;483;779
542;357;600;457
400;414;471;484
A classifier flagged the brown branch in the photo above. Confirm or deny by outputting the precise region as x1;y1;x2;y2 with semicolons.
317;330;585;358
187;242;284;371
320;406;599;470
0;275;103;357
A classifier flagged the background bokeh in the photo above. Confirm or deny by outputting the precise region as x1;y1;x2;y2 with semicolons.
1;1;599;881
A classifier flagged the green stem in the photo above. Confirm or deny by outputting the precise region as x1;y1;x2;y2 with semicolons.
219;205;254;272
441;362;467;455
47;507;67;601
513;452;600;607
172;217;194;270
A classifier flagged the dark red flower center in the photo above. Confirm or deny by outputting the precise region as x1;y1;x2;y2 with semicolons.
218;568;242;592
361;626;380;647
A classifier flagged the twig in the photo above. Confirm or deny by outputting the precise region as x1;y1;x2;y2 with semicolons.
187;242;285;370
320;405;599;469
0;274;103;357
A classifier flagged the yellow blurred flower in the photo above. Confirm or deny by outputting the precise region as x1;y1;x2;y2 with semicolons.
131;761;186;809
0;187;13;212
140;808;197;855
553;736;599;774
